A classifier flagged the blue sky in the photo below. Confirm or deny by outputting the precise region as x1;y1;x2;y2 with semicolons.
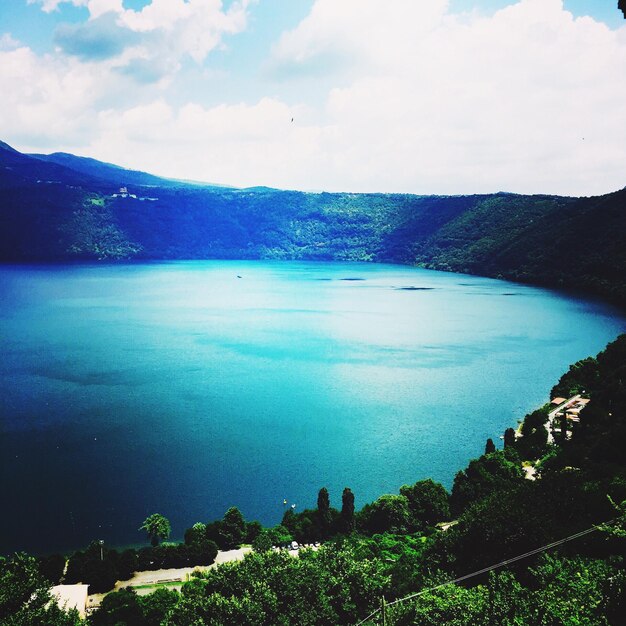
0;0;625;195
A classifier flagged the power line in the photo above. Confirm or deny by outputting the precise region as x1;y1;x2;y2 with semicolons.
354;521;607;626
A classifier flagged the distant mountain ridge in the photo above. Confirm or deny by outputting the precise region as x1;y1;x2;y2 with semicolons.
28;149;230;189
29;151;179;188
1;140;625;306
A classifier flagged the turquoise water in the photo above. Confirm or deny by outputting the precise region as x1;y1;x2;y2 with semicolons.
0;261;624;554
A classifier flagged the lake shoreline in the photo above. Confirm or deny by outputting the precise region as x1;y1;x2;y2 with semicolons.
1;261;624;555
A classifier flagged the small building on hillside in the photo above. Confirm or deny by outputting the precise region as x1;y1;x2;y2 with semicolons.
111;186;137;199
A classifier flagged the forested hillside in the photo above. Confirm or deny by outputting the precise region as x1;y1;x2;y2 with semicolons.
1;141;625;305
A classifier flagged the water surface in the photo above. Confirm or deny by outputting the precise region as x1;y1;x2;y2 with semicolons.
0;261;624;554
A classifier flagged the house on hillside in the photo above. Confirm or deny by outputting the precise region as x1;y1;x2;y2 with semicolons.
111;186;137;199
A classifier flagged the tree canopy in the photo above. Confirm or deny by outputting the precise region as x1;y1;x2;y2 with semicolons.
139;514;171;547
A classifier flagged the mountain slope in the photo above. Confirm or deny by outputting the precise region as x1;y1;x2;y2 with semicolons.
413;189;626;301
0;141;100;188
29;151;173;188
1;140;624;304
28;151;228;189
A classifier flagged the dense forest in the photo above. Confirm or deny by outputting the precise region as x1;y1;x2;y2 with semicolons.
2;335;625;625
1;141;625;306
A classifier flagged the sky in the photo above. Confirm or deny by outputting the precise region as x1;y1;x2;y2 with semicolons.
0;0;625;195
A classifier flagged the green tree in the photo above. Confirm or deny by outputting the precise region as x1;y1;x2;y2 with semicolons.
140;588;179;626
184;522;218;565
37;553;66;585
551;356;599;398
91;588;144;626
359;495;411;534
0;553;83;625
600;496;626;538
139;513;171;547
317;487;330;518
220;506;246;548
252;530;274;553
527;554;625;625
451;449;524;514
399;479;450;530
184;522;206;548
270;524;293;546
244;520;262;544
341;487;355;531
485;438;496;454
503;427;516;448
64;542;119;593
252;524;293;550
390;582;487;626
517;409;549;459
317;487;332;537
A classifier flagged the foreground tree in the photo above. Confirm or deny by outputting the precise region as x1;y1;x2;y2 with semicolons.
0;553;83;625
90;588;143;626
139;513;171;546
485;438;496;454
167;543;387;626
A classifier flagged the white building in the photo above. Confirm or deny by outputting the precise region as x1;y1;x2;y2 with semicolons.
51;584;89;618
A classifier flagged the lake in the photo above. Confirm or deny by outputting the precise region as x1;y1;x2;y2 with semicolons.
0;260;624;555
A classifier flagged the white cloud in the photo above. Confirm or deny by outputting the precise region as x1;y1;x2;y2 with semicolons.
269;0;448;79
263;0;626;194
42;0;250;77
0;33;21;50
7;1;626;195
86;0;124;19
0;1;252;153
91;98;318;187
0;45;102;145
28;0;87;12
117;0;250;64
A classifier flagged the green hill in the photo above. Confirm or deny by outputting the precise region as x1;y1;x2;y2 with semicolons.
1;140;625;304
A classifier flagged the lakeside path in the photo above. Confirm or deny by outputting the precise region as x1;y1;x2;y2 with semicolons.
87;547;252;609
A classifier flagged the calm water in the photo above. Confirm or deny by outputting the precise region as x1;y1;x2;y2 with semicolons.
1;261;624;554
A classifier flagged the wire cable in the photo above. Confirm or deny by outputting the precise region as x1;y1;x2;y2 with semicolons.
354;521;608;626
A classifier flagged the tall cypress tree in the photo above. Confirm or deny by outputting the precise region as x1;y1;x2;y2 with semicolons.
341;487;355;531
317;487;331;537
503;428;516;449
485;438;496;454
317;487;330;516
